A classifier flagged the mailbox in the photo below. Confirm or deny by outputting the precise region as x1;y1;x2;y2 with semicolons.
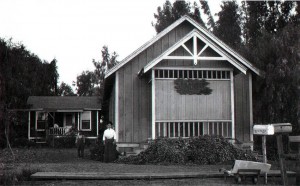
253;125;274;135
253;123;292;135
271;123;292;134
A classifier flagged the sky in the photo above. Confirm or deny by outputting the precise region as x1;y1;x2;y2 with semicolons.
0;0;221;87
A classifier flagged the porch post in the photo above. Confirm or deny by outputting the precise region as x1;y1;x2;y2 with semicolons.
249;72;254;143
96;110;99;137
77;113;80;131
115;71;119;142
230;70;235;139
151;69;156;140
28;111;30;140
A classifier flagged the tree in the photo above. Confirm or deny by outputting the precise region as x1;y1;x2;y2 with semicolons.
214;0;241;49
92;46;118;100
153;0;206;34
0;38;59;148
76;46;118;98
242;1;296;47
199;0;215;31
249;25;300;133
76;71;97;96
57;82;76;96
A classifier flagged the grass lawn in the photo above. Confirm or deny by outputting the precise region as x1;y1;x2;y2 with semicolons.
0;147;298;185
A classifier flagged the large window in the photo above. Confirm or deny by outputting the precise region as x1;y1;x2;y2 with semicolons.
81;111;91;131
36;112;47;131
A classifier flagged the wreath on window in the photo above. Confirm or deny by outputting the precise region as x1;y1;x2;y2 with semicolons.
174;79;212;95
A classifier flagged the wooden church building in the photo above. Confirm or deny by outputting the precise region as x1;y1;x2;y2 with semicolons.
103;15;262;149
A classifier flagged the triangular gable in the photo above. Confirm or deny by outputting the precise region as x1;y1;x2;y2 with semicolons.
105;15;262;79
143;29;248;74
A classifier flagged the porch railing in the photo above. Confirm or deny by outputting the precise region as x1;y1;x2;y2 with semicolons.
48;127;68;135
155;121;232;138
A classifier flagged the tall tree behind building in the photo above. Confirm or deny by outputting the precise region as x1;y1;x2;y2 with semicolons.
153;0;207;33
213;0;241;49
76;46;118;99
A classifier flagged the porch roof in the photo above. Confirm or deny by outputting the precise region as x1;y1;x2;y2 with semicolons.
27;96;101;111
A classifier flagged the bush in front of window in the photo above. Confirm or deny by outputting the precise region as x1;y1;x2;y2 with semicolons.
48;135;76;148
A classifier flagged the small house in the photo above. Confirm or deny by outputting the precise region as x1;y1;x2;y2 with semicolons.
103;15;262;150
27;96;101;143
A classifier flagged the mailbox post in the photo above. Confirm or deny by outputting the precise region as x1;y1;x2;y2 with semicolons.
253;123;292;186
254;123;292;186
273;123;292;186
253;124;274;184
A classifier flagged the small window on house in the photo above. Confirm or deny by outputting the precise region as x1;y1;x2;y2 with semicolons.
213;71;217;79
174;70;178;78
179;70;183;78
217;71;221;79
169;70;173;78
203;71;207;78
36;112;47;131
184;70;188;78
159;70;163;78
198;70;202;78
164;70;168;78
208;71;212;79
155;70;159;78
193;71;198;79
81;111;91;131
189;70;193;78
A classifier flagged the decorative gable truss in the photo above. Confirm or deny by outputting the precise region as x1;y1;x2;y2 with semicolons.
142;29;248;75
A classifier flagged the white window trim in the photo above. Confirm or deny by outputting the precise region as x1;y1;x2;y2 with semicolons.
80;111;92;131
35;111;46;131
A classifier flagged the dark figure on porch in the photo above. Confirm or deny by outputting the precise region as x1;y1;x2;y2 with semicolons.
103;122;117;162
76;130;85;158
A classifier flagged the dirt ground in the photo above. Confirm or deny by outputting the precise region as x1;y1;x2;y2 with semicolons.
0;148;298;185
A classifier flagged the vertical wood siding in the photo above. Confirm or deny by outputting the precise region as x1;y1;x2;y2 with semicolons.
234;72;251;142
115;21;194;143
155;80;231;120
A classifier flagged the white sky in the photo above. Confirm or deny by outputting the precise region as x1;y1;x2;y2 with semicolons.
0;0;221;86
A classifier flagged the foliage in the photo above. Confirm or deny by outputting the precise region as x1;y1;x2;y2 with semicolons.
76;70;97;96
174;79;212;95
48;135;76;148
242;1;297;46
116;136;256;165
214;0;241;49
0;167;40;185
153;0;208;33
199;0;215;31
11;137;36;148
244;24;300;133
57;82;76;96
0;38;59;149
75;46;118;98
89;142;105;161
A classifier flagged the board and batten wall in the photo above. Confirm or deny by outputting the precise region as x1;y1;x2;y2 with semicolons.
155;80;231;121
110;21;195;143
234;72;253;143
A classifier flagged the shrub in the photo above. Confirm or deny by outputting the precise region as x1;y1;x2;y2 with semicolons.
49;135;76;148
90;142;105;161
116;136;256;165
12;138;36;148
0;167;40;185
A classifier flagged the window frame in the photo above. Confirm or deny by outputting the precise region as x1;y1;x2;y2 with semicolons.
36;111;47;131
80;111;92;131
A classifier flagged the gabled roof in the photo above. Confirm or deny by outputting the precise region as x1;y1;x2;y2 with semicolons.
105;15;262;78
27;96;101;111
143;29;248;74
